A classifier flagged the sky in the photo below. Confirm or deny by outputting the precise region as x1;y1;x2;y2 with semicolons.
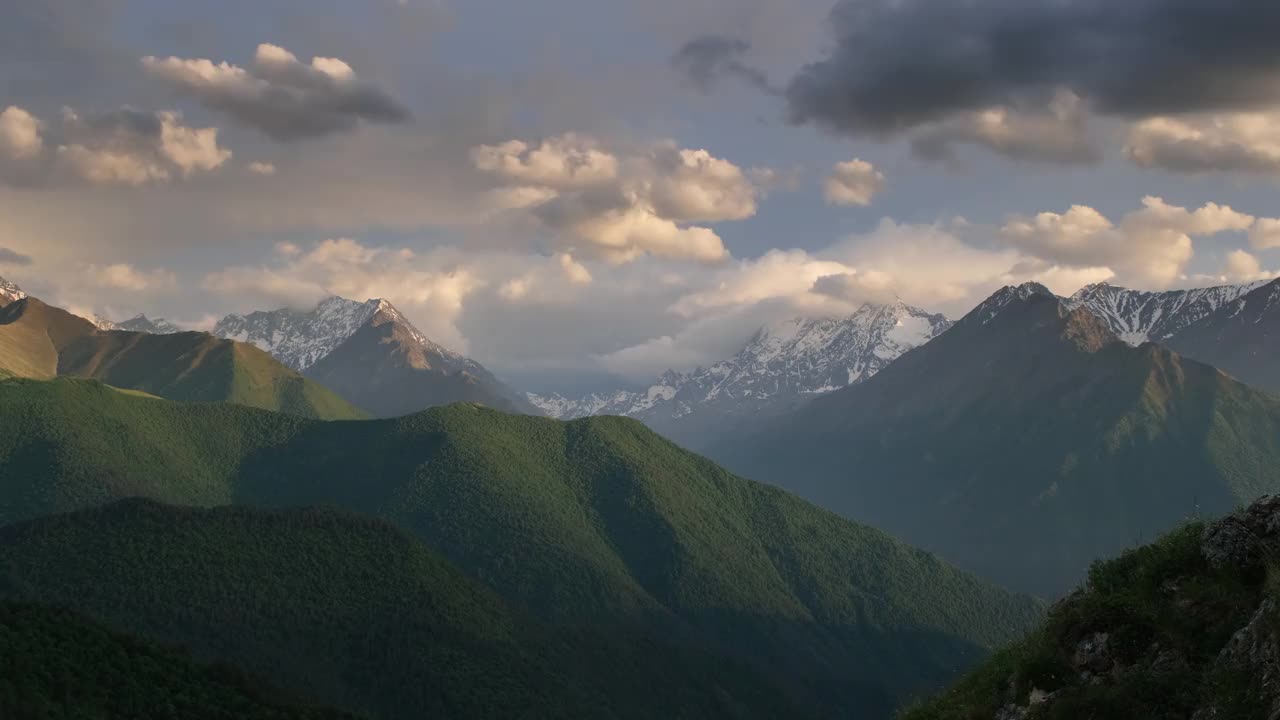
3;0;1280;392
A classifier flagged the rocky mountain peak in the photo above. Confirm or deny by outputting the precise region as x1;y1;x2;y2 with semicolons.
0;276;26;306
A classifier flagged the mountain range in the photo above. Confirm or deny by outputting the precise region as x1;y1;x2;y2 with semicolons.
0;375;1043;719
0;293;361;419
1066;280;1266;346
710;282;1280;597
213;296;536;417
95;313;184;334
531;301;953;446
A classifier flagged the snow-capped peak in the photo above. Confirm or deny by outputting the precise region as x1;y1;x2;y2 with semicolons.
967;282;1057;326
530;301;953;421
213;296;384;371
0;276;26;306
1065;280;1266;346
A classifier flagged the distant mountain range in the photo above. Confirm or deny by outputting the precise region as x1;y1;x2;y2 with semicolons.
213;296;537;417
95;313;184;334
711;282;1280;597
1167;278;1280;395
0;377;1042;719
531;301;953;445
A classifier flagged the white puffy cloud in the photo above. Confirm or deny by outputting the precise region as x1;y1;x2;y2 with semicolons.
473;133;762;265
648;144;758;222
87;263;177;291
0;106;230;186
669;249;853;316
0;106;43;160
1001;197;1256;288
1126;111;1280;174
910;90;1098;165
1251;218;1280;250
824;158;885;206
470;134;618;190
142;43;410;141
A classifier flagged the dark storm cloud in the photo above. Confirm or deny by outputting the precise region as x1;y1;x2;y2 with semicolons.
142;44;411;142
0;248;33;266
672;35;777;95
786;0;1280;136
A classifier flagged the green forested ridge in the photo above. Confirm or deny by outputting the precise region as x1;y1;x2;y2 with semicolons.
903;497;1280;720
0;601;355;720
0;499;812;719
711;288;1280;598
0;376;1043;718
0;297;362;420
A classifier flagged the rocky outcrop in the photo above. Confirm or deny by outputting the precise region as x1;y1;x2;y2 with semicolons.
907;494;1280;720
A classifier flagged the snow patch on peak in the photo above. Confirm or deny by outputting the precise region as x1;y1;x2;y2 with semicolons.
213;296;382;371
533;302;953;422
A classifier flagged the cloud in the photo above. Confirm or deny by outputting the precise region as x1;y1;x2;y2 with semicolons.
470;134;618;190
824;158;885;206
811;270;897;305
247;161;277;176
1251;218;1280;250
1126;111;1280;174
203;238;483;351
671;35;775;94
669;249;853;316
88;263;178;292
142;43;410;141
0;247;32;266
473;133;763;264
0;106;230;186
784;0;1280;147
1001;196;1256;288
0;106;43;160
910;90;1099;165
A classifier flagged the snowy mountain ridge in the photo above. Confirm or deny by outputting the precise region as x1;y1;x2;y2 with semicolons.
0;276;26;306
213;296;388;371
95;314;184;334
1065;280;1266;346
530;301;954;421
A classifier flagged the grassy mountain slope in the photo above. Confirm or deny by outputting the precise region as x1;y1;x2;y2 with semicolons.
0;602;353;720
0;298;362;419
0;499;809;719
904;496;1280;720
303;305;538;417
0;377;1043;718
711;286;1280;598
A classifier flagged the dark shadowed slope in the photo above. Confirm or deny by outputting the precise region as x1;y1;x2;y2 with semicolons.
0;377;1043;718
0;297;362;419
711;283;1280;598
0;602;354;720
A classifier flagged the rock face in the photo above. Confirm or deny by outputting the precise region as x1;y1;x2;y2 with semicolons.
1166;278;1280;395
1202;495;1280;572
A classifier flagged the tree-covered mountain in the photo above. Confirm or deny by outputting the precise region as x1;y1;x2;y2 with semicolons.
215;296;536;417
0;602;354;720
904;495;1280;720
0;376;1043;718
0;499;811;719
711;283;1280;598
1167;277;1280;395
0;296;362;419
